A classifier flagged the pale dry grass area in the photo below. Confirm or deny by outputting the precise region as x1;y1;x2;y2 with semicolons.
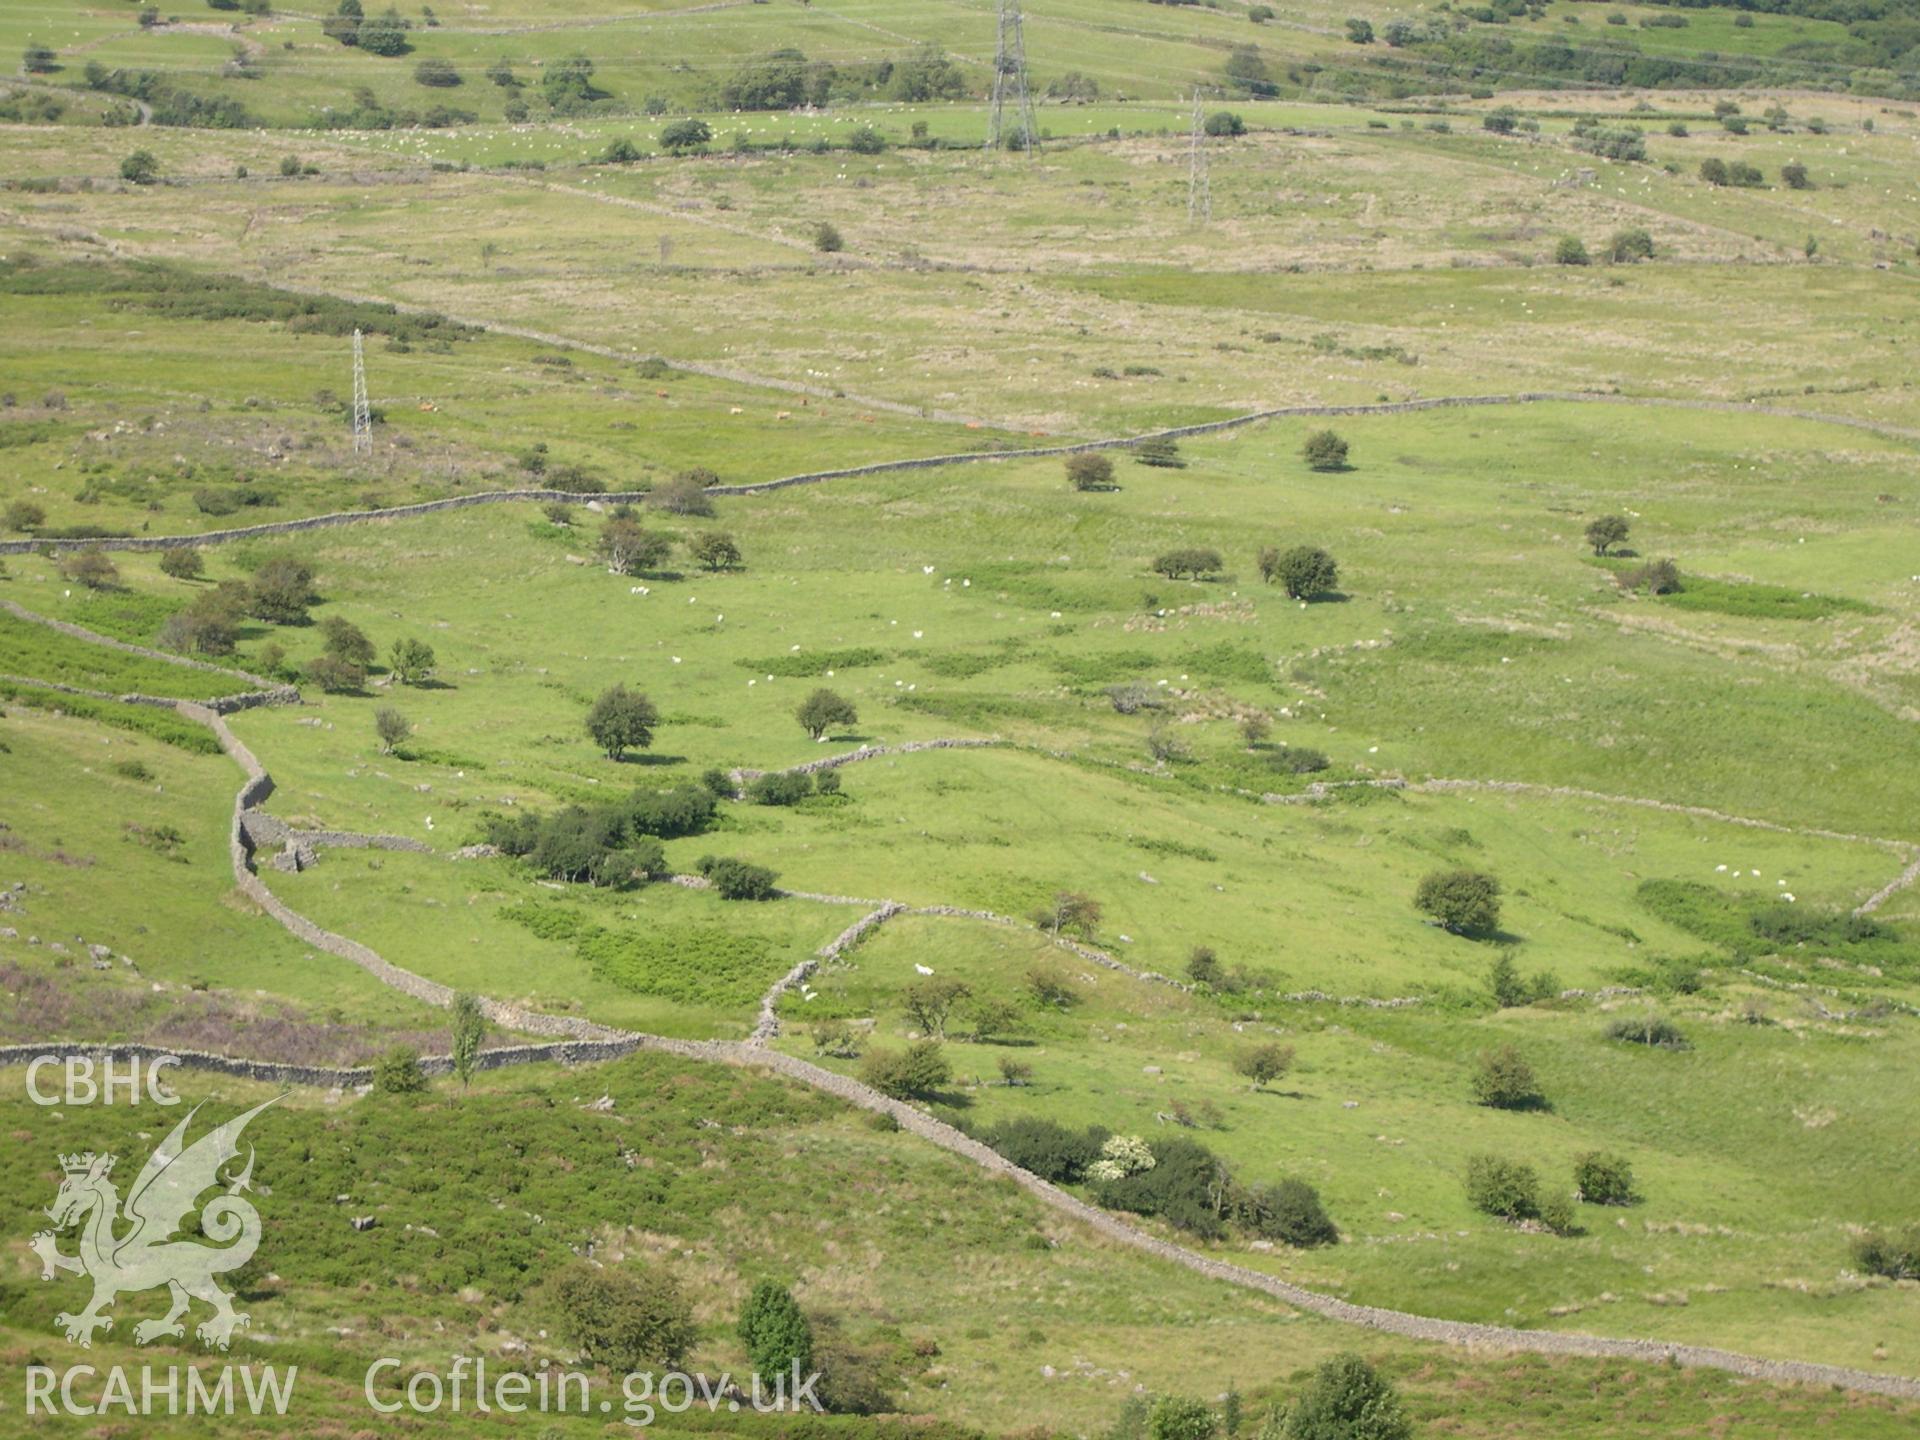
5;101;1920;433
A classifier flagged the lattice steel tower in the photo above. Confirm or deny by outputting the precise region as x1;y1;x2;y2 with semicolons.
350;328;372;456
1187;90;1211;224
985;0;1038;154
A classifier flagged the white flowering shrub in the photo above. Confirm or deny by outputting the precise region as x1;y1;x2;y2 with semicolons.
1085;1134;1155;1183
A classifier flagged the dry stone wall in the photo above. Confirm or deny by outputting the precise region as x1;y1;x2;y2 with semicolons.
16;393;1915;557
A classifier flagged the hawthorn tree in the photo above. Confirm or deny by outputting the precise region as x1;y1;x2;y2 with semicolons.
374;706;410;754
1415;869;1502;936
796;688;857;741
1272;546;1338;600
598;517;671;575
1236;1042;1295;1091
586;683;658;760
1033;890;1102;939
1301;430;1349;471
1066;453;1115;491
388;636;436;684
1585;515;1630;556
689;531;741;571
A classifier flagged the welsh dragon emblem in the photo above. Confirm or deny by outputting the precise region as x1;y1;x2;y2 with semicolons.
31;1097;279;1349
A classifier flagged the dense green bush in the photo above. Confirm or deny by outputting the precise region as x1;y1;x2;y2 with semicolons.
547;1262;696;1370
586;683;658;760
796;686;858;740
487;786;713;887
737;1280;813;1380
247;555;318;624
699;854;780;900
859;1039;951;1098
1573;1151;1637;1206
1267;746;1330;775
1464;1153;1539;1220
1605;1015;1689;1049
1270;546;1339;600
1851;1224;1920;1280
980;1117;1109;1183
1471;1045;1545;1110
747;771;814;806
1153;547;1224;581
1234;1178;1338;1247
374;1045;427;1094
1097;1138;1230;1240
1282;1352;1411;1440
1415;869;1502;935
304;654;365;693
158;547;204;581
1301;430;1349;471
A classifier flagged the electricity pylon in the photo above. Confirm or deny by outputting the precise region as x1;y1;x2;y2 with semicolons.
986;0;1038;154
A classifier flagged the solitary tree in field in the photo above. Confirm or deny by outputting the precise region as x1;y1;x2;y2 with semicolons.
1238;712;1272;747
1415;868;1502;936
659;118;712;153
795;687;857;741
1153;547;1224;580
120;150;160;185
598;517;671;575
1471;1044;1543;1110
389;636;436;684
901;976;971;1038
1033;890;1102;940
689;531;742;571
61;548;118;590
247;556;318;624
1066;453;1115;491
159;548;205;581
450;991;488;1089
1236;1041;1295;1091
374;705;410;755
321;615;376;667
736;1282;813;1383
1272;546;1339;600
1301;429;1349;471
1584;514;1630;556
586;683;658;760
